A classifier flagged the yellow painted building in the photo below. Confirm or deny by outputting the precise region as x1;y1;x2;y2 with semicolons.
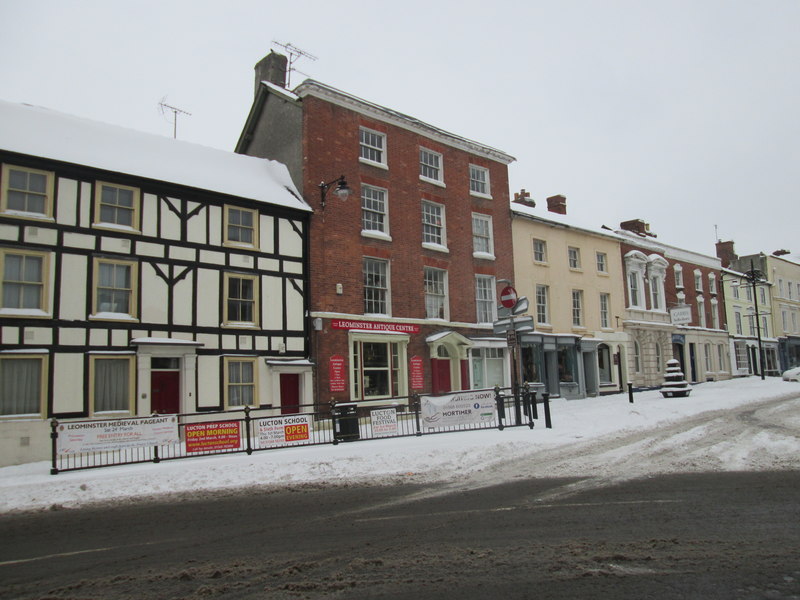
511;197;628;398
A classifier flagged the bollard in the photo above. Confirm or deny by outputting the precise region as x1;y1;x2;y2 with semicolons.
494;385;505;430
542;392;552;429
244;406;253;454
413;393;422;436
50;419;59;475
627;381;634;404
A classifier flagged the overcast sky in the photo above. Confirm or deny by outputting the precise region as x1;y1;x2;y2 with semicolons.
2;0;798;260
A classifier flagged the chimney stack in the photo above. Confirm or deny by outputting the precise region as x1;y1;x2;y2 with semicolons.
546;195;567;215
254;51;288;96
619;219;655;237
715;240;737;268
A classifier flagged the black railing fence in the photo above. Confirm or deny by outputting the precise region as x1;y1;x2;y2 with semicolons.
50;386;553;474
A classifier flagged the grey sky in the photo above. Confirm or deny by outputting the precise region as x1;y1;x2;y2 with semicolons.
2;0;797;260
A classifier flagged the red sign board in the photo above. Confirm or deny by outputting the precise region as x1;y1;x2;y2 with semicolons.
410;355;425;390
331;319;420;334
185;421;241;453
329;355;346;392
500;285;518;309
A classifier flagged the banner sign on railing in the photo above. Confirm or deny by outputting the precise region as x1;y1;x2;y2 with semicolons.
371;408;398;437
57;415;179;455
258;414;313;447
185;421;241;453
420;390;496;428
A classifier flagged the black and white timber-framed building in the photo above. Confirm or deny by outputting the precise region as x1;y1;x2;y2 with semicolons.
0;100;311;466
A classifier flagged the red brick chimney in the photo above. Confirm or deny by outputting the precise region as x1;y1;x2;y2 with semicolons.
254;51;288;96
715;240;737;268
546;195;566;215
619;219;655;237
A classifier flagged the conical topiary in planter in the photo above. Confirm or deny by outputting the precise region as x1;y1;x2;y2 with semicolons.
661;358;691;398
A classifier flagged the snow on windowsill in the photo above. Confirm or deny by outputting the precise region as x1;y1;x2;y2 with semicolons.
89;312;139;321
0;308;50;318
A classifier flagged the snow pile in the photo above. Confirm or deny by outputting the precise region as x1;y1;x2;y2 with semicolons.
0;377;798;513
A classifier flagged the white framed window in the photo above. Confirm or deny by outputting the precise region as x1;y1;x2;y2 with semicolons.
788;281;794;300
1;249;49;314
224;357;257;408
568;247;581;270
1;164;54;218
359;127;387;167
708;274;717;295
674;264;684;289
471;347;506;389
0;354;47;416
419;148;443;184
694;269;703;292
572;290;583;327
596;252;607;273
224;273;258;326
600;293;610;329
782;310;789;332
717;344;727;372
536;284;549;325
224;206;258;247
361;184;389;236
655;343;663;373
778;279;784;297
732;282;740;299
629;272;643;308
421;200;446;250
475;275;496;324
711;298;720;329
94;182;140;230
760;286;767;305
424;266;448;320
704;343;713;372
469;165;491;197
633;341;642;373
471;213;494;258
364;257;390;315
734;309;743;335
532;239;547;263
93;258;138;318
764;315;772;336
697;296;706;328
745;284;753;302
650;275;662;311
91;355;134;414
351;337;406;400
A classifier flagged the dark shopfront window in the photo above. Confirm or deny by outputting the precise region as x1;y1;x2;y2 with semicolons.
557;346;577;383
353;341;400;399
521;345;543;383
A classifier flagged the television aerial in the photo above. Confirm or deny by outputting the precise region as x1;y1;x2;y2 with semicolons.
158;97;192;139
272;41;317;88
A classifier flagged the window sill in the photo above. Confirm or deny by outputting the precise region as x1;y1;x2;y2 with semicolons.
93;223;141;234
1;210;54;222
359;157;388;170
470;191;493;200
0;308;51;318
221;322;260;329
422;242;449;254
419;176;446;188
473;251;495;261
89;312;139;322
361;230;392;243
223;241;260;251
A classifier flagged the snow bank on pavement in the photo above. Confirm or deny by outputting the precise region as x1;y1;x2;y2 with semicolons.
1;378;798;513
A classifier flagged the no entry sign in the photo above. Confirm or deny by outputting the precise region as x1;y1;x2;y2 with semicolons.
500;285;518;309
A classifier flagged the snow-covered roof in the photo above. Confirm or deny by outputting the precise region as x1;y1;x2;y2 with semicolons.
0;100;310;212
510;201;620;241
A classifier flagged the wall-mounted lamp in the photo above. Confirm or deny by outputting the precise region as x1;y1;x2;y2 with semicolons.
319;175;350;210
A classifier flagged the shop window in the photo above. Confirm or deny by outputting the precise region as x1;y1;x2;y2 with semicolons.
471;347;505;389
352;340;403;400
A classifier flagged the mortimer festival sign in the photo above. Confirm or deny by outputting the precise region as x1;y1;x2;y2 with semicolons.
420;390;496;428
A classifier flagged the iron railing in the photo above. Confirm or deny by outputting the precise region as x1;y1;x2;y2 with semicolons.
50;387;553;474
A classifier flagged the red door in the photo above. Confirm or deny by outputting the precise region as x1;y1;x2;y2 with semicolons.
431;359;452;395
280;373;301;415
151;371;180;414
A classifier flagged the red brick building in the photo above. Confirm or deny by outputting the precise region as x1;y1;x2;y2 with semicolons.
237;52;516;407
616;220;729;386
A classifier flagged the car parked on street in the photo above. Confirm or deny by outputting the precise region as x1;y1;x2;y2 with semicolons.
782;366;800;382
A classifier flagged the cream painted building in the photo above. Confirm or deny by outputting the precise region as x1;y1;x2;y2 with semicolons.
511;196;627;398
